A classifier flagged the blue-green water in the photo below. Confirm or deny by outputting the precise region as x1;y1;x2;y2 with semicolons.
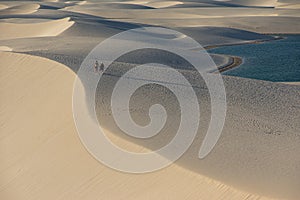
208;35;300;82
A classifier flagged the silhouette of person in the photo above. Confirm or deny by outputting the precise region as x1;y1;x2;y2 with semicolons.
99;62;104;72
94;60;99;73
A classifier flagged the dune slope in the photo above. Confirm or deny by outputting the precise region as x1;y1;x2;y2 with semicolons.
0;52;273;200
0;17;74;40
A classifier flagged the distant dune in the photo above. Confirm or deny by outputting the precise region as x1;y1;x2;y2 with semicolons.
61;0;300;33
0;3;40;15
0;17;74;40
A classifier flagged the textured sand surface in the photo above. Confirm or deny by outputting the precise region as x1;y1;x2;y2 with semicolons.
0;52;274;200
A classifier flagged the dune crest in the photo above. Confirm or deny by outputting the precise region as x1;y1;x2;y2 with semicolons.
0;46;12;51
0;17;74;40
0;3;40;15
0;4;8;10
145;1;183;8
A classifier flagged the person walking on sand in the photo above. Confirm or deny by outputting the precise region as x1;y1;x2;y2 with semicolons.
94;60;99;73
99;62;105;73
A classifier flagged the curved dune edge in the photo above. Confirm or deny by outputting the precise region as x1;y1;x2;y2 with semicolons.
145;1;183;8
0;17;74;40
0;4;8;10
41;0;59;2
116;0;277;8
0;3;40;15
0;51;271;199
65;0;87;5
0;46;12;51
276;3;300;9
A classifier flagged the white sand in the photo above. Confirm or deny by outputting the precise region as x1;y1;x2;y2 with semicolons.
281;82;300;85
0;46;12;51
0;4;8;10
0;4;40;15
62;0;300;33
0;17;74;40
0;52;272;200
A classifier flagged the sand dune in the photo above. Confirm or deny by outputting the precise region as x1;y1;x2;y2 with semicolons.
145;1;184;8
87;42;299;199
277;0;300;8
175;27;274;46
62;1;299;33
41;0;59;2
125;0;278;8
0;4;8;10
0;52;271;200
0;4;40;15
276;3;300;9
0;46;12;51
223;0;277;7
0;17;74;40
64;4;278;19
276;2;297;7
96;3;154;10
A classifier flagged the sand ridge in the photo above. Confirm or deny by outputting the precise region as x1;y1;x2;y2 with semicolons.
0;46;12;51
0;17;74;40
0;3;40;15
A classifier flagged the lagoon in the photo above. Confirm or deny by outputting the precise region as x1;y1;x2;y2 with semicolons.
209;35;300;82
